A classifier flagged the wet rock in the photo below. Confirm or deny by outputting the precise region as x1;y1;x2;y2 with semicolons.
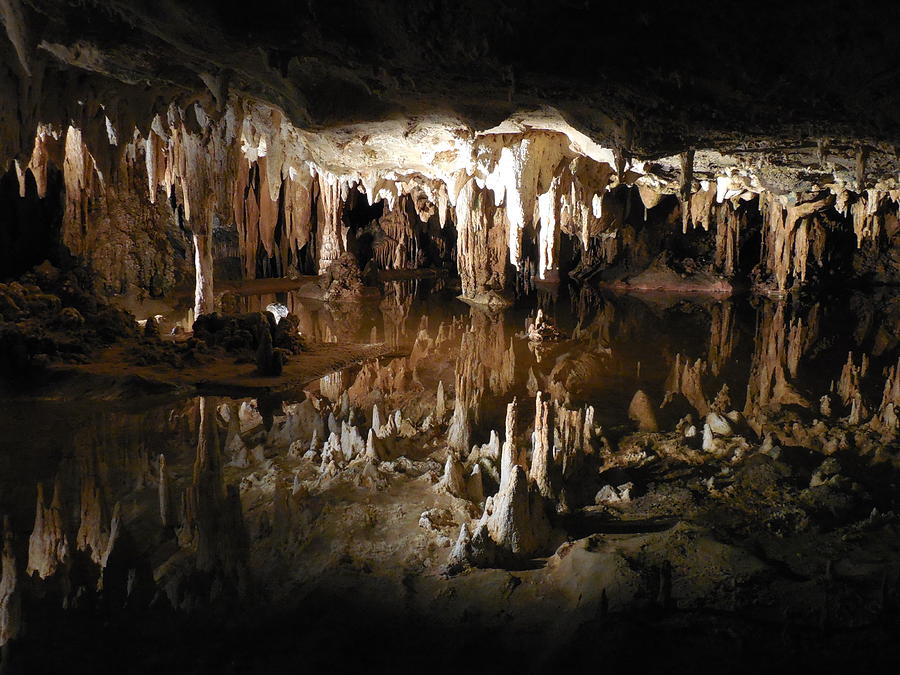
810;457;843;488
58;306;85;328
524;309;566;342
322;253;364;303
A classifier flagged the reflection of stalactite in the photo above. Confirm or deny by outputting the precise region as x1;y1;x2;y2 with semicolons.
447;308;517;450
380;281;415;347
707;302;736;376
178;398;247;589
27;478;70;579
665;354;709;416
448;331;482;452
76;455;111;567
468;309;515;397
744;302;810;418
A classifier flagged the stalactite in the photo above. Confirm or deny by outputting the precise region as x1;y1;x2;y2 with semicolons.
454;179;511;302
536;177;560;281
193;230;214;317
316;172;345;273
687;183;716;232
27;123;62;198
61;125;100;257
376;195;417;270
743;302;810;419
256;155;279;258
761;191;835;291
714;202;741;276
480;132;569;269
680;149;694;232
708;302;736;376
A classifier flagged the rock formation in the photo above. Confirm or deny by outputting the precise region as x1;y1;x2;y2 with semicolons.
26;478;69;579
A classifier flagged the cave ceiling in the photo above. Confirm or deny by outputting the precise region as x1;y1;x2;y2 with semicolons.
5;1;900;192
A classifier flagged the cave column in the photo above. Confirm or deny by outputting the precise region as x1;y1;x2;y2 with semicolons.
193;219;214;317
316;177;344;273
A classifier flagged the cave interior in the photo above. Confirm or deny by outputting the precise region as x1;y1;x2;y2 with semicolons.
2;2;900;673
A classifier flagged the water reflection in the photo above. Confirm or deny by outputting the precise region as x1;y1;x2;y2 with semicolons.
1;283;899;668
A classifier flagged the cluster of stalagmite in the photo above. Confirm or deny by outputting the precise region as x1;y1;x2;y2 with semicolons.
446;388;600;570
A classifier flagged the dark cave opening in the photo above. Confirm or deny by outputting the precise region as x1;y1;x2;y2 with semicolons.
0;163;64;280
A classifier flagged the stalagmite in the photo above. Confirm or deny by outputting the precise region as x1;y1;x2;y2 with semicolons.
256;324;282;376
467;465;485;504
372;404;383;435
500;397;524;486
436;380;447;420
365;428;380;461
529;392;554;499
447;383;472;452
486;466;550;557
440;455;467;498
628;390;658;432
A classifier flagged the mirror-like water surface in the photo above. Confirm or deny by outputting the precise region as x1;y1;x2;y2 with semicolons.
2;283;900;672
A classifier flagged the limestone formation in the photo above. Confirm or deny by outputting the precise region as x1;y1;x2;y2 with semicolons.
628;390;659;432
4;4;900;668
0;517;21;649
26;479;69;579
529;392;555;500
